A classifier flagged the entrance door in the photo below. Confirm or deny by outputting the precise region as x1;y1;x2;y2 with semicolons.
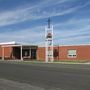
22;49;30;59
31;49;36;59
13;47;20;59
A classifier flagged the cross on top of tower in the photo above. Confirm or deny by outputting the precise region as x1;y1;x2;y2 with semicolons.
47;18;51;28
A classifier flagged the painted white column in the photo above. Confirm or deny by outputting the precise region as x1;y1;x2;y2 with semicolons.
45;27;48;63
51;26;54;62
2;47;4;60
29;49;31;59
21;46;23;61
46;39;48;63
45;25;54;63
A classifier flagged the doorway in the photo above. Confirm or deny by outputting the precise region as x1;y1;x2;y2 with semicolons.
31;49;37;59
13;47;20;59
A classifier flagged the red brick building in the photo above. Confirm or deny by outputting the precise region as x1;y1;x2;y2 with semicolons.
0;42;90;61
0;42;37;60
37;45;90;61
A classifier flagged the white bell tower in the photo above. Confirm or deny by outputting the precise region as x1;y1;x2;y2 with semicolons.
45;18;54;62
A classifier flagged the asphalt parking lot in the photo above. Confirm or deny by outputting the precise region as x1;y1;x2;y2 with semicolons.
0;61;90;90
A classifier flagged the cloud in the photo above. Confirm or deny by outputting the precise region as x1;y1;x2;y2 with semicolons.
0;17;90;46
0;18;90;46
0;0;90;46
0;0;89;27
53;17;90;45
0;25;45;45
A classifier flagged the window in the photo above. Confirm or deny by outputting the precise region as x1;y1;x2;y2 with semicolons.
68;50;77;58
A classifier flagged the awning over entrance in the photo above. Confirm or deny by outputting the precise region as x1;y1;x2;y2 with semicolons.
1;44;38;60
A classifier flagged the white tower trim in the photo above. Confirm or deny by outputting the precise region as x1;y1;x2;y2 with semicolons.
45;18;54;62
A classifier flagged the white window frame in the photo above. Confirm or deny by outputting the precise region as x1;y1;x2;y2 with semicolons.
67;50;77;58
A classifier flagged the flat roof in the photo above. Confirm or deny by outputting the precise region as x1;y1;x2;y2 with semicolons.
59;44;90;47
0;41;38;48
1;44;38;47
0;41;17;45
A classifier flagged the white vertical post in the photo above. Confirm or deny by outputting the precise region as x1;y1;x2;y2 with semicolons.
21;45;23;61
45;25;54;63
46;42;48;63
45;27;48;63
29;48;31;59
45;27;47;62
50;26;53;62
2;46;4;60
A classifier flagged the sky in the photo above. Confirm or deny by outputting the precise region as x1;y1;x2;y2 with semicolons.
0;0;90;46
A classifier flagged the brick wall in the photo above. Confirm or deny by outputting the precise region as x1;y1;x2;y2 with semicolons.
37;47;45;61
0;46;13;60
37;45;90;61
